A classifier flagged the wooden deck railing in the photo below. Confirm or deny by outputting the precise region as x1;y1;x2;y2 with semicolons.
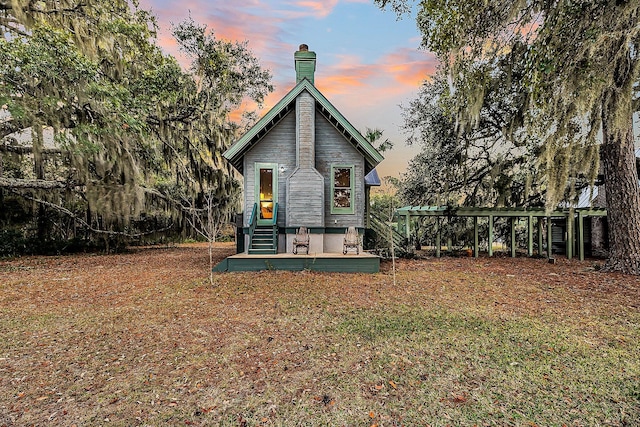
271;202;279;250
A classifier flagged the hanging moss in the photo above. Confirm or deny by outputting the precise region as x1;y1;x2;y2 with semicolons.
2;2;271;251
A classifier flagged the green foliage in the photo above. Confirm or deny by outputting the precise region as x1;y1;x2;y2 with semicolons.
363;127;393;153
397;70;544;208
0;229;25;257
370;191;400;221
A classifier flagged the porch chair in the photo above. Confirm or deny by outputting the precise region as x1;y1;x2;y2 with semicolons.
292;226;310;254
343;226;360;255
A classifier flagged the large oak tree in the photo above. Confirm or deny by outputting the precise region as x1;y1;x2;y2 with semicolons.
0;1;271;250
377;0;640;273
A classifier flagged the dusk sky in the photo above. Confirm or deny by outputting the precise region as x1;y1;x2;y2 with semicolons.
139;0;439;179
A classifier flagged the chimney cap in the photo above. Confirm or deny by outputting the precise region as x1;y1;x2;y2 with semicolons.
294;44;316;85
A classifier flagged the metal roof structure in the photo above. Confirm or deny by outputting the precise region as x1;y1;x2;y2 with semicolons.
364;168;381;186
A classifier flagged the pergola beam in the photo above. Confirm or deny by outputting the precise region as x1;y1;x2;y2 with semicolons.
396;206;607;218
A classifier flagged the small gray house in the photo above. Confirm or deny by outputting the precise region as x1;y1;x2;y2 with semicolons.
218;44;383;271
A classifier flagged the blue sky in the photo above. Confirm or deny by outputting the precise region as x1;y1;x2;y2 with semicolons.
139;0;439;179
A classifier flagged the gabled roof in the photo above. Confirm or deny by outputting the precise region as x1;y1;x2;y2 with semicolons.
223;78;384;174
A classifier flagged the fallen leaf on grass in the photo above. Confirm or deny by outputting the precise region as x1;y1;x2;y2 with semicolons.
452;394;467;404
388;380;397;389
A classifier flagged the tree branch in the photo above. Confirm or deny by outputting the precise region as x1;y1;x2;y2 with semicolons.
0;143;63;155
7;188;175;238
0;177;68;189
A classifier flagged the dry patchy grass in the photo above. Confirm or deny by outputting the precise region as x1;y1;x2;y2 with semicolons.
1;244;639;426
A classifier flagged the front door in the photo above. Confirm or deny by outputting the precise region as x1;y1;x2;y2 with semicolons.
255;163;278;225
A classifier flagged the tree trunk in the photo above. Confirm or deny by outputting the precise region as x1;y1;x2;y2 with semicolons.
600;91;640;274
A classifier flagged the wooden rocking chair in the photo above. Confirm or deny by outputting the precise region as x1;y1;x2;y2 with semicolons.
292;226;310;254
343;226;360;255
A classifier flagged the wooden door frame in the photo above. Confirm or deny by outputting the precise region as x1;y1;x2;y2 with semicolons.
254;162;278;225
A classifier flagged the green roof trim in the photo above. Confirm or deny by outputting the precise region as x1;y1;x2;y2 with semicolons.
223;79;384;173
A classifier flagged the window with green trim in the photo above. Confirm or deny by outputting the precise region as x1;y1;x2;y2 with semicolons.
331;165;354;214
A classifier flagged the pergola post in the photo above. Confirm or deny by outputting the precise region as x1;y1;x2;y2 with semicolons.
435;217;441;258
447;218;452;252
404;213;410;241
566;213;573;260
473;216;479;257
510;217;516;258
547;216;553;259
527;215;533;256
537;217;543;256
578;212;585;261
488;215;494;257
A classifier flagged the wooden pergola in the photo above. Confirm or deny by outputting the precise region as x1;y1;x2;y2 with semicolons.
395;206;608;260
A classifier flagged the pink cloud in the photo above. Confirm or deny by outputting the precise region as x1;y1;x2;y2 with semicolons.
313;54;375;96
262;86;293;110
313;48;438;100
288;0;339;18
141;0;296;80
379;48;440;86
142;0;433;99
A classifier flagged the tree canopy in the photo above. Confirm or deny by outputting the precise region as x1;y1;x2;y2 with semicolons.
0;0;272;252
398;65;547;208
377;0;640;273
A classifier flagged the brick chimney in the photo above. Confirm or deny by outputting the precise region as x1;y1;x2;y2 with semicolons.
294;44;316;85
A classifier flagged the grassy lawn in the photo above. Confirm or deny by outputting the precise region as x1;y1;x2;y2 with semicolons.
1;243;639;426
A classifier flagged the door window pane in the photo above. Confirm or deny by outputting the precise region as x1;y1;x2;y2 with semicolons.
260;201;273;219
259;168;274;220
259;168;273;200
